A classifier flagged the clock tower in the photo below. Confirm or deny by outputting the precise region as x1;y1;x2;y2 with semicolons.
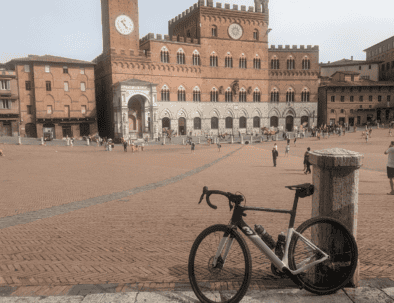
101;0;140;54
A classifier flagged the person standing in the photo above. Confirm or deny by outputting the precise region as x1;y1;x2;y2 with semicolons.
384;141;394;195
304;147;311;174
141;142;144;152
389;128;392;137
217;142;221;152
365;131;369;143
123;139;128;152
294;136;297;147
285;144;290;157
272;146;279;167
191;142;195;154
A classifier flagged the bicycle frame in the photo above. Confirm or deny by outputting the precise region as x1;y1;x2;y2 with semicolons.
211;193;330;276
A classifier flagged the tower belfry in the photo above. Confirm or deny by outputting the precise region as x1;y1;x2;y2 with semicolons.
101;0;140;54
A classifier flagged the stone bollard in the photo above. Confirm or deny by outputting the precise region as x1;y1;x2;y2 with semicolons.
108;144;112;151
163;136;166;145
66;138;70;146
260;136;263;143
18;136;22;145
87;138;90;146
41;137;44;145
183;138;185;145
198;137;201;144
231;136;234;144
241;135;244;145
308;147;364;287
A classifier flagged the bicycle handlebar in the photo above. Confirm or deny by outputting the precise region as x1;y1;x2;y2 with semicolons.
198;186;244;210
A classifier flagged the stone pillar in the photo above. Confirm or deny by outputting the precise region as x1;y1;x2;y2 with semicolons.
241;134;244;144
308;148;363;287
41;137;44;145
198;137;201;144
66;138;70;146
182;138;185;145
231;136;234;144
87;138;90;146
18;136;22;145
163;136;166;145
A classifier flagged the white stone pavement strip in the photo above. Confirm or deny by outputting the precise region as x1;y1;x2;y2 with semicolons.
0;146;243;230
1;288;394;303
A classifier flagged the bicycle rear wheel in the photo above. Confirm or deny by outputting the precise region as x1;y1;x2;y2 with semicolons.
188;224;252;303
288;217;358;295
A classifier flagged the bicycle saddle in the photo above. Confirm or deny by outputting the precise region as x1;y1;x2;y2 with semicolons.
286;183;314;198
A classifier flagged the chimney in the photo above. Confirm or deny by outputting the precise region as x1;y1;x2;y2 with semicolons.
351;56;353;61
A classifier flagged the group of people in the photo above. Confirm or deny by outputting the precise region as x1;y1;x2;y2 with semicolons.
272;143;311;174
121;137;145;153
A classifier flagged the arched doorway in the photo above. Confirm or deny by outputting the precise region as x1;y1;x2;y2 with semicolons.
128;95;146;139
178;117;186;135
301;116;309;127
270;116;278;127
25;123;37;138
162;117;171;129
286;116;294;131
129;116;136;131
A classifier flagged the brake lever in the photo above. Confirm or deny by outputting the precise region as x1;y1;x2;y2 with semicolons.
198;186;208;204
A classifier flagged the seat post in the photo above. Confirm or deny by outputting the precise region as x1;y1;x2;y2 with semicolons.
288;190;300;229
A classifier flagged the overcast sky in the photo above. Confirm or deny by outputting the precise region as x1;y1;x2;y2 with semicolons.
1;0;393;64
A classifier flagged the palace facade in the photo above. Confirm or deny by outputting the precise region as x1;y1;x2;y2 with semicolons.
94;0;320;140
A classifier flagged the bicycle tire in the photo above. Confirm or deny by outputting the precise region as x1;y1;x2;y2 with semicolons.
188;224;252;303
288;216;358;295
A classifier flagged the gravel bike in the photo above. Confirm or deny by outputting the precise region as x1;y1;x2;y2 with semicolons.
188;183;358;303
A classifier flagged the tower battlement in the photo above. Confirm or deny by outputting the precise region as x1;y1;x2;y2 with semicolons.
269;45;319;51
140;33;200;45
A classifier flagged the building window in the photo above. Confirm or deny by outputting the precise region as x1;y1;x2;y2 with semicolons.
387;63;390;70
287;58;295;70
80;67;85;74
211;117;219;129
225;117;233;128
177;49;185;64
211;26;217;37
64;82;69;92
239;88;247;102
392;61;394;69
178;86;186;101
225;88;233;102
0;100;11;109
81;105;86;114
239;56;247;69
330;109;335;113
161;85;170;101
192;51;200;66
302;58;310;70
350;109;354;113
271;58;279;69
359;96;363;102
286;89;295;102
25;81;31;91
331;96;335;102
253;89;261;102
0;80;10;90
210;52;218;67
187;30;191;38
382;64;385;71
301;91;310;102
194;117;201;130
340;109;344;113
369;95;373;102
193;87;201;102
253;30;259;41
239;117;246;129
63;66;68;74
271;90;279;102
388;95;391;102
350;96;354;102
65;105;70;117
46;81;51;91
341;96;345;102
360;105;362;108
369;105;372;108
369;65;372;69
27;105;32;114
45;65;50;73
81;82;86;91
211;88;218;102
24;65;30;73
253;116;260;128
378;95;382;102
47;105;52;114
161;47;170;63
253;58;261;69
225;54;233;68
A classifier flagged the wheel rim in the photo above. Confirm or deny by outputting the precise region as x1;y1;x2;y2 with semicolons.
190;227;250;303
289;219;357;293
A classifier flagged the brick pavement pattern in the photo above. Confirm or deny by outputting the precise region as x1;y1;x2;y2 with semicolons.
0;130;393;297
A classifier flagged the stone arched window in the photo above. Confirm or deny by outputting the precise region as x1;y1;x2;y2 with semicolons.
271;56;279;69
161;85;170;101
302;56;310;70
178;85;186;101
187;30;191;38
211;87;218;102
253;29;259;41
239;87;247;102
211;25;217;37
210;52;218;67
239;53;247;69
253;54;261;69
194;117;201;129
160;47;169;63
211;117;219;129
253;116;260;128
225;52;233;68
301;87;310;102
271;87;279;102
239;116;247;129
225;117;233;128
192;50;200;66
225;87;233;102
253;88;261;102
286;87;295;102
193;86;201;102
287;56;295;70
177;48;185;65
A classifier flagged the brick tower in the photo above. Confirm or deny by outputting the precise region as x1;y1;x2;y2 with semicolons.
101;0;140;54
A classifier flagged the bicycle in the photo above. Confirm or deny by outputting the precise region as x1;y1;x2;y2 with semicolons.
188;183;358;303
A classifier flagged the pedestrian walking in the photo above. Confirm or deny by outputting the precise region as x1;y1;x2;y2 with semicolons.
287;138;290;145
389;128;392;137
294;137;297;147
217;142;221;152
191;142;195;154
384;141;394;195
274;143;278;150
71;137;74;147
272;147;279;167
285;144;290;157
141;142;144;151
365;132;369;143
131;140;135;153
123;139;128;152
304;147;311;174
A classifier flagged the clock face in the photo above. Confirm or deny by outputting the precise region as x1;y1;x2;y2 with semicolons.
115;15;134;35
228;23;243;40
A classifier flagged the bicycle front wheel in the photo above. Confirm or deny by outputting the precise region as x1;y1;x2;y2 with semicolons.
188;224;252;303
288;217;358;295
